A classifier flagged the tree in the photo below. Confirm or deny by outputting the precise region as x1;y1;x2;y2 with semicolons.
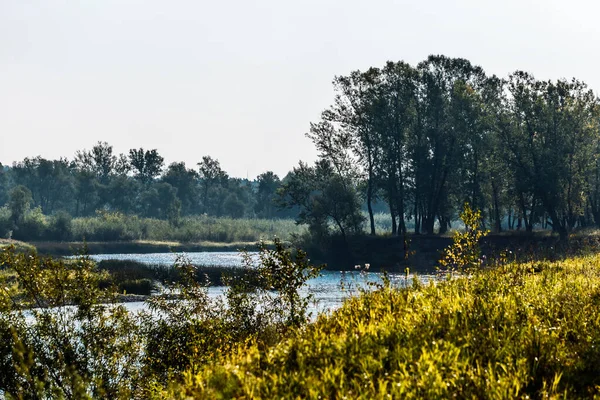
0;162;8;206
72;169;100;217
412;55;488;234
129;148;165;184
11;157;75;214
255;171;281;218
162;162;199;215
223;194;245;218
74;141;118;184
106;174;140;214
138;182;181;222
497;72;600;238
278;160;364;241
374;62;418;235
8;185;32;227
197;156;228;215
308;68;381;235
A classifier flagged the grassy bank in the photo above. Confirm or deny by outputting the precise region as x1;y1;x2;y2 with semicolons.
164;253;600;398
31;213;305;243
32;240;267;257
0;239;36;253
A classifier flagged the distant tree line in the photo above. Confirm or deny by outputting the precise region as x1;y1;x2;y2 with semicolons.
0;142;296;236
278;55;600;240
4;55;600;243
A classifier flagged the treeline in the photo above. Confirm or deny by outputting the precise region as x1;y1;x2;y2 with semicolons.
279;55;600;239
0;143;297;239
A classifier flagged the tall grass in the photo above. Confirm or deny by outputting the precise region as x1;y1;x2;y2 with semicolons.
165;253;600;398
69;214;306;243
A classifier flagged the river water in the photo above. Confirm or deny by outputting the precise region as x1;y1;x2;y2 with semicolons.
87;252;438;315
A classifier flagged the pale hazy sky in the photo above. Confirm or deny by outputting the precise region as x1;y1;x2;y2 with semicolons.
2;0;600;178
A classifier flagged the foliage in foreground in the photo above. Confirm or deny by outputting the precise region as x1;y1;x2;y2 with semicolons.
0;239;320;399
164;255;600;399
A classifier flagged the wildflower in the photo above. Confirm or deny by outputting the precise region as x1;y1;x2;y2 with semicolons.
364;263;370;270
355;265;360;270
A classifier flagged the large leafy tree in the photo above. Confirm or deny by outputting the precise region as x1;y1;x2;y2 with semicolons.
11;157;75;214
497;72;600;237
278;160;364;241
308;68;380;235
412;55;489;234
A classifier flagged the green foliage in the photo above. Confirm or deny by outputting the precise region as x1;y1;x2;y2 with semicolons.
278;160;364;240
251;239;322;328
140;238;321;386
14;207;47;241
168;253;600;399
70;213;305;243
0;246;144;398
47;210;73;241
129;148;165;184
222;194;245;219
0;238;321;398
439;203;489;272
8;185;32;228
0;206;12;238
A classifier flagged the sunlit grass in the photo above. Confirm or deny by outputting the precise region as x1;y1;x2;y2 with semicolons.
0;239;36;253
165;253;600;398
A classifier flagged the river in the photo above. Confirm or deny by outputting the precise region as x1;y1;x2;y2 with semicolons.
87;252;438;315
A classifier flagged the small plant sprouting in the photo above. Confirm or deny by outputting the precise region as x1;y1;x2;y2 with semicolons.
438;203;489;273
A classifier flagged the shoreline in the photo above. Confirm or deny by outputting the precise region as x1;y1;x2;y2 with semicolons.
29;240;267;257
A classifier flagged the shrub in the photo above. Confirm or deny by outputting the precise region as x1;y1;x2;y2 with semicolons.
47;211;73;241
69;214;306;243
0;238;320;397
13;207;47;241
0;247;143;398
167;254;600;399
0;206;11;238
439;202;489;272
119;278;155;295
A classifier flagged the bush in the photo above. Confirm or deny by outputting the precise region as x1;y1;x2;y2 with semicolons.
167;254;600;399
0;238;320;397
70;214;306;243
0;206;11;238
12;207;47;241
47;211;73;241
119;278;155;295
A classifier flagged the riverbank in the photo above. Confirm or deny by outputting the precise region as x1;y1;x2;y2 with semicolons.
302;228;600;272
30;239;268;256
0;239;36;253
21;228;600;273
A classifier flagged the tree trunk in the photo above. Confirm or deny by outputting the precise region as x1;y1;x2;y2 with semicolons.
367;180;376;236
395;170;406;236
491;180;502;232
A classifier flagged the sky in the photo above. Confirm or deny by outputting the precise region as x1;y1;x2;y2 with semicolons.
1;0;600;178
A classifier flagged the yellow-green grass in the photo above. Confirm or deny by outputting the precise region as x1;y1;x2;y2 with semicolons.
0;239;36;253
31;239;273;256
162;254;600;399
70;215;306;243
